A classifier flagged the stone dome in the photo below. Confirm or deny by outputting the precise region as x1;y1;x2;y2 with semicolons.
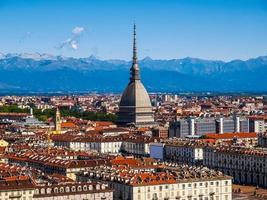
119;80;152;108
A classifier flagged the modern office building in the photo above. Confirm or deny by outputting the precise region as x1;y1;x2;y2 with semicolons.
169;116;249;138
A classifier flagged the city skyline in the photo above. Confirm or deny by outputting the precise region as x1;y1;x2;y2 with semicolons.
1;1;267;199
0;0;267;61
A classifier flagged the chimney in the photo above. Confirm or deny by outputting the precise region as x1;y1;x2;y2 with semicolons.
219;116;224;134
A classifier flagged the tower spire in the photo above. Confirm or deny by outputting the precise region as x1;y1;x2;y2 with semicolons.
133;23;137;64
130;23;140;81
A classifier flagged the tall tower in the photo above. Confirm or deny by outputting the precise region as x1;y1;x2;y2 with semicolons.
55;107;61;133
117;24;155;127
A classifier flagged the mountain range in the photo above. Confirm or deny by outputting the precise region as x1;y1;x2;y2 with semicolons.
0;53;267;93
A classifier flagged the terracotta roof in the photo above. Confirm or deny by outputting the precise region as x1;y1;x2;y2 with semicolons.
248;115;267;120
205;132;257;140
61;122;76;128
95;121;114;126
0;176;35;191
0;113;28;117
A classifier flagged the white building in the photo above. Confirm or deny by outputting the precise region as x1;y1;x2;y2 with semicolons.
150;139;204;165
53;134;157;156
53;134;123;154
164;142;204;165
249;116;267;133
78;164;232;200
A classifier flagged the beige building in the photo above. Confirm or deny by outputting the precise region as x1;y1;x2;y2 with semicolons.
204;145;267;187
33;182;113;200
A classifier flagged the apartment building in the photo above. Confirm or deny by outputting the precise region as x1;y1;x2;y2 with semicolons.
204;146;267;188
78;164;232;200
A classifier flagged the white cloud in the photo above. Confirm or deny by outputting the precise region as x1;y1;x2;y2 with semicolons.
72;27;85;35
70;40;78;50
57;26;86;50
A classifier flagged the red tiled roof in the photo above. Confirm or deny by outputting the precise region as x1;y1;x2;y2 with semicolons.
205;132;257;140
61;122;76;128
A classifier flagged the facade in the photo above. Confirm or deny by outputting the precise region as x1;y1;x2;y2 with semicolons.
53;134;155;156
169;118;215;138
216;117;249;134
78;164;232;200
258;133;267;147
164;143;204;165
169;116;249;138
33;182;113;200
149;143;164;160
204;146;267;188
248;115;267;133
0;176;35;200
120;136;154;156
117;24;155;127
150;140;205;165
169;119;190;138
53;134;123;154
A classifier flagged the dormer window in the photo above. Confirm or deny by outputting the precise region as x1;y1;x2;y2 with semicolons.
71;186;76;192
65;187;70;192
54;188;58;193
60;187;64;193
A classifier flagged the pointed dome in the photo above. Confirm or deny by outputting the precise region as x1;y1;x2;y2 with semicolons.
117;24;155;127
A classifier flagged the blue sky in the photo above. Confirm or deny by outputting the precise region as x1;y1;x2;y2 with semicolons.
0;0;267;61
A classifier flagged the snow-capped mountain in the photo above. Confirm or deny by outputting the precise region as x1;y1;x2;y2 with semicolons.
0;53;267;92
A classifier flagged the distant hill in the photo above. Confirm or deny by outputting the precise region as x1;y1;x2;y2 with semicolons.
0;53;267;92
